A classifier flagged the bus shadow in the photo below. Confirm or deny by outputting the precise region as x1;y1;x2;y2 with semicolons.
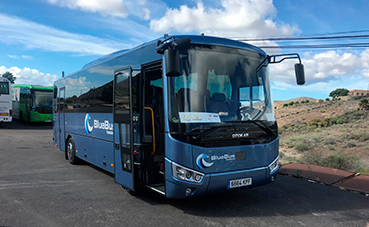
0;120;53;130
137;175;369;218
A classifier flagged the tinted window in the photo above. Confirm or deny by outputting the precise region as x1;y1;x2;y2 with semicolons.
0;82;9;95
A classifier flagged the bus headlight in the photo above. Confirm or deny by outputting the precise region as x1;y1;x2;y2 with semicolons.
269;157;279;174
172;162;204;183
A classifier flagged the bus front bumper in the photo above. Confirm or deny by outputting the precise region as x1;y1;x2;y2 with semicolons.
165;159;278;199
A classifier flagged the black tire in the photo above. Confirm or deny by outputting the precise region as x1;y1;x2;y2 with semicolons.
66;137;79;164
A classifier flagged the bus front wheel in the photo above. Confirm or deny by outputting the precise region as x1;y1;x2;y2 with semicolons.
66;137;79;164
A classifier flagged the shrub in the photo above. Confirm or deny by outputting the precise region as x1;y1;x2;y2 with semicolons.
311;133;323;142
323;136;336;145
347;140;357;148
302;150;324;166
323;152;361;171
320;110;326;113
355;168;369;175
359;98;369;110
283;103;288;107
288;101;294;106
322;117;338;127
295;143;309;152
336;118;346;124
308;119;322;127
303;151;362;171
326;144;336;150
358;132;369;141
285;156;300;163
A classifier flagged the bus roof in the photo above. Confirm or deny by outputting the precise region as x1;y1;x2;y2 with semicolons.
11;84;53;90
73;35;266;76
0;77;10;83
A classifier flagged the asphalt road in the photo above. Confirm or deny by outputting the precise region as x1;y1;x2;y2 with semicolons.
0;121;368;227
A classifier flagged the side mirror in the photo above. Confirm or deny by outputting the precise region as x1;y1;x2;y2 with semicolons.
165;49;180;77
295;63;305;85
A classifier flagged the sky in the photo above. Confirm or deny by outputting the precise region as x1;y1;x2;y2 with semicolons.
1;0;369;101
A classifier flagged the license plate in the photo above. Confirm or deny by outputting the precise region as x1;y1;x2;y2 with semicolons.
228;177;252;189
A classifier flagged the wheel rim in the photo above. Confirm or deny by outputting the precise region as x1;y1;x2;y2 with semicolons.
67;141;73;160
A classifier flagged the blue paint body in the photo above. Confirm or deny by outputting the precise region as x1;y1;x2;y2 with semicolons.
53;35;279;199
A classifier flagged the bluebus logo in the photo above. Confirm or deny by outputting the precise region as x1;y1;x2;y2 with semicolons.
196;153;214;169
84;113;114;135
85;114;94;134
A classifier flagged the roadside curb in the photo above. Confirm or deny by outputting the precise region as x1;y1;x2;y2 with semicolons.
278;163;369;196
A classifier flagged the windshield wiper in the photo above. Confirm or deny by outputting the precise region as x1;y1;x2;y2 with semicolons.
191;124;230;140
250;121;276;137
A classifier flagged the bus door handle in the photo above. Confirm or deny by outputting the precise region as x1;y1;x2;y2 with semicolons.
115;144;120;150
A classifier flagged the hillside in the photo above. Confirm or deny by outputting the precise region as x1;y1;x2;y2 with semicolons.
275;96;369;174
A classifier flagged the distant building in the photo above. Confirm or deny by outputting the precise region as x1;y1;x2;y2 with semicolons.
348;89;369;96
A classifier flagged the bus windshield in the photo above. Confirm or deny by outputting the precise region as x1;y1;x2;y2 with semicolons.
0;82;9;95
168;45;277;146
32;90;53;113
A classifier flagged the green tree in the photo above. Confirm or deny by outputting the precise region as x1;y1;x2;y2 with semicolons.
329;88;349;98
1;71;16;84
288;101;294;106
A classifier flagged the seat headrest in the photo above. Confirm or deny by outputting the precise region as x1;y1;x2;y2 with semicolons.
212;93;225;102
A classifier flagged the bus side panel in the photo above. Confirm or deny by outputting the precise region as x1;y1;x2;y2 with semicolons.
11;87;20;119
92;138;114;173
53;113;60;148
65;113;114;142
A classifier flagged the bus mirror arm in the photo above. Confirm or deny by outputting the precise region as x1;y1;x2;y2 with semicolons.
157;37;192;77
256;53;305;85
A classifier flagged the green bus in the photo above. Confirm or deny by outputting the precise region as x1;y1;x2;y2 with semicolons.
12;84;53;122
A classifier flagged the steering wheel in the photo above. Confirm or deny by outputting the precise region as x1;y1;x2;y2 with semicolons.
238;106;262;121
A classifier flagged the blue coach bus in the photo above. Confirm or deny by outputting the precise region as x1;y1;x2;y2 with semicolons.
53;35;304;198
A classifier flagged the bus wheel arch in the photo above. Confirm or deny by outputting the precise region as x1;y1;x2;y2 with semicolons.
66;136;79;164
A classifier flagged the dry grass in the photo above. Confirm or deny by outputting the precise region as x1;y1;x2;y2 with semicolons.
276;97;369;173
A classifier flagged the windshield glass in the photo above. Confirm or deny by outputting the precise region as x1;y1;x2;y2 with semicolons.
167;45;277;146
32;90;53;113
0;82;9;95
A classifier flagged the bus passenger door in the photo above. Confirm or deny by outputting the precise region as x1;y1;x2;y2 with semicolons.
58;87;65;151
113;67;135;191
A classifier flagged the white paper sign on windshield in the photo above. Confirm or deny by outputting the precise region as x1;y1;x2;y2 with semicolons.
179;112;221;123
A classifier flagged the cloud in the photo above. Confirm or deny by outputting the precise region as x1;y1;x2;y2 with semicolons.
47;0;129;18
47;0;166;21
0;14;126;55
150;0;300;37
269;49;369;85
272;75;369;96
0;66;59;86
22;55;34;60
7;55;18;60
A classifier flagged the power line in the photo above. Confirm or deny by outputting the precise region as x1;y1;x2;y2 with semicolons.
230;29;369;40
235;34;369;42
258;43;369;49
